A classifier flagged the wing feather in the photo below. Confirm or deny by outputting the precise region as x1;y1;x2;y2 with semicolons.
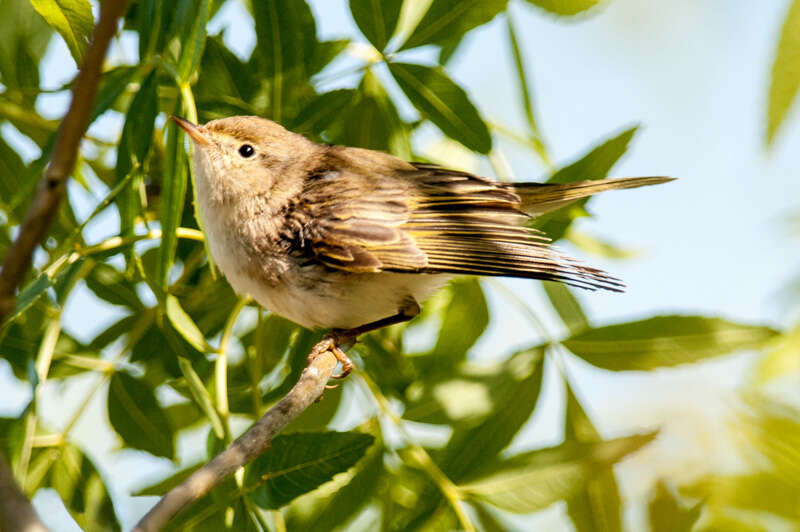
292;153;624;291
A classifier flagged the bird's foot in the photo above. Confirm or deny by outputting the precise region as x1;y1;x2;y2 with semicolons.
308;330;355;380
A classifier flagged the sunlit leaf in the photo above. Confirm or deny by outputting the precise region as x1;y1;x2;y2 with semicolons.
349;0;403;51
133;462;203;496
429;278;488;363
562;315;778;371
439;346;545;480
309;39;350;75
767;0;800;145
8;274;52;323
165;294;214;353
108;371;175;459
544;283;589;335
46;443;122;532
754;324;800;382
649;481;702;532
286;423;383;531
0;0;50;97
405;350;540;428
401;0;508;52
535;126;637;241
176;0;211;81
524;0;603;16
246;431;375;509
549;126;638;185
564;378;623;532
29;0;93;63
157;109;189;290
681;472;800;520
389;62;491;153
461;433;655;513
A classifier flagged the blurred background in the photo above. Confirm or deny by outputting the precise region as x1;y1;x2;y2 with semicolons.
1;0;799;530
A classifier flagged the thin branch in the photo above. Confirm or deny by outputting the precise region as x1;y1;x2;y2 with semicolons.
132;349;339;532
0;452;47;532
0;1;128;528
0;0;129;324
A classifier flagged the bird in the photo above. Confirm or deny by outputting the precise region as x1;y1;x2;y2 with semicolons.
171;115;672;377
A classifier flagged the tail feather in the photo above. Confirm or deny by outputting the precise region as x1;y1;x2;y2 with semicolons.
514;176;675;217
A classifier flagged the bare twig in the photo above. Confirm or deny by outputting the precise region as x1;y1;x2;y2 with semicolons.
132;349;339;532
0;452;47;532
0;0;129;324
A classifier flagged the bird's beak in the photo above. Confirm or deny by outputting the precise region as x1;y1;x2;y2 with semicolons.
171;116;211;146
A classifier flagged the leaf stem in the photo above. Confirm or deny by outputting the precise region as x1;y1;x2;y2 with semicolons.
216;297;249;442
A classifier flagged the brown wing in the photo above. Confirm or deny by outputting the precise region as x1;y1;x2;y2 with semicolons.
293;152;622;291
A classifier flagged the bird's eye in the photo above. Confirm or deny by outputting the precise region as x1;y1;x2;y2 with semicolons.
238;144;255;158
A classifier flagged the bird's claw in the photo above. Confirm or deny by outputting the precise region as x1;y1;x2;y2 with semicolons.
308;331;355;380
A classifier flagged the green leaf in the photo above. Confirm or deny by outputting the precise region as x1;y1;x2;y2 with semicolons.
562;315;779;371
649;481;702;532
29;0;93;64
429;278;488;363
754;323;800;382
349;0;403;51
681;472;800;520
90;66;139;122
389;62;492;153
535;126;638;241
548;126;638;185
251;0;318;122
400;0;508;52
544;283;589;335
309;38;350;75
767;0;800;145
133;462;203;496
107;371;175;459
0;0;50;98
461;433;655;514
165;294;214;353
290;88;358;137
506;13;547;159
325;71;412;158
46;443;122;532
286;423;384;531
0;135;28;219
9;274;52;323
564;378;623;532
157;108;189;290
523;0;602;16
246;431;375;509
195;36;259;105
439;346;546;480
177;0;211;82
115;70;159;242
85;263;144;310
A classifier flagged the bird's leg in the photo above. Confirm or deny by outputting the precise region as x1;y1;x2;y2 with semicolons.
308;299;421;379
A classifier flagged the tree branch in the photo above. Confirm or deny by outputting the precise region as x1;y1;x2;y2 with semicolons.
132;349;339;532
0;452;47;532
0;2;129;529
0;0;129;324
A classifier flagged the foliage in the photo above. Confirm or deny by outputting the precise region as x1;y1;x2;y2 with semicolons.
0;0;795;530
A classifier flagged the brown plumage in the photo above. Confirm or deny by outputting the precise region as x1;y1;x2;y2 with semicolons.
173;115;673;337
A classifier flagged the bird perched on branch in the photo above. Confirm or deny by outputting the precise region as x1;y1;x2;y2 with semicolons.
173;115;672;377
